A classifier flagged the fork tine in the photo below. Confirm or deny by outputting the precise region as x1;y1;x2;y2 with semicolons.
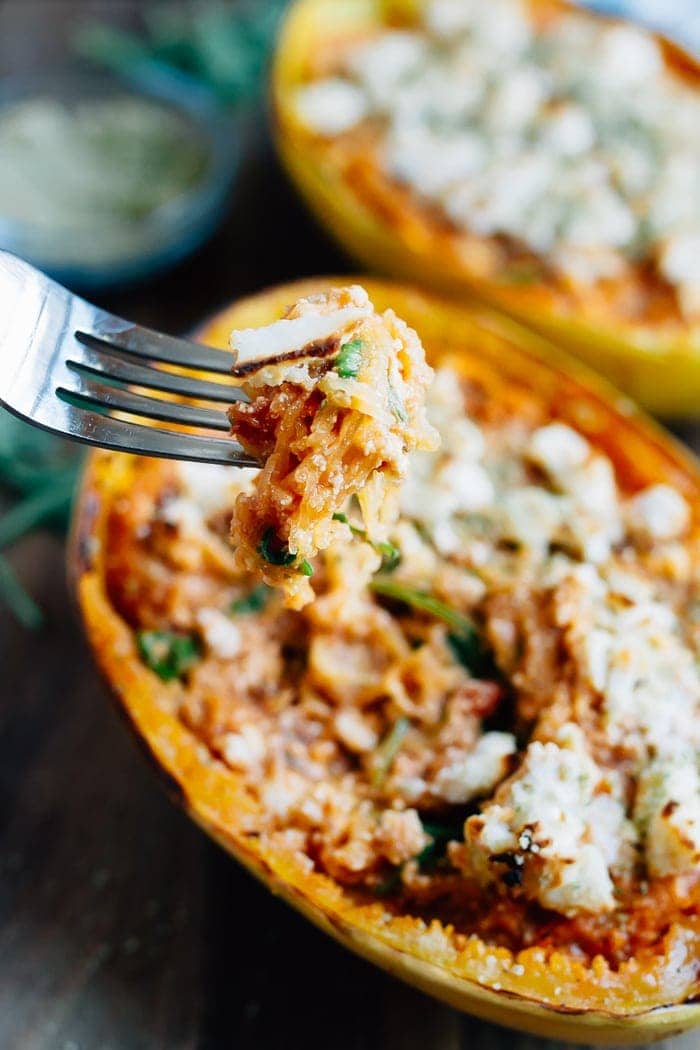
58;406;259;466
76;324;234;375
57;376;232;432
0;250;255;465
67;349;246;404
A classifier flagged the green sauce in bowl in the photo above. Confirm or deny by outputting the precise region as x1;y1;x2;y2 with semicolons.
0;71;237;287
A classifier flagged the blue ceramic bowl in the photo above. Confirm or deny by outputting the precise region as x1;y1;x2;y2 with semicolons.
0;66;239;291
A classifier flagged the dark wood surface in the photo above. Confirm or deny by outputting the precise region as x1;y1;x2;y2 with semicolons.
2;5;700;1047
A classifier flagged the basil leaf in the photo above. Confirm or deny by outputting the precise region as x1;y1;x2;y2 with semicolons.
137;630;200;681
335;339;364;379
230;584;271;615
299;559;314;577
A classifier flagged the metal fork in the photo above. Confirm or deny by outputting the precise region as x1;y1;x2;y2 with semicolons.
0;251;257;467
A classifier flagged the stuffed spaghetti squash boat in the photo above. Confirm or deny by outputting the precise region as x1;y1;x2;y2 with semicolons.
273;0;700;416
73;279;700;1044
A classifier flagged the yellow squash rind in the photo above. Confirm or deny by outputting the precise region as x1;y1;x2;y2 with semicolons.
72;280;700;1044
272;0;700;417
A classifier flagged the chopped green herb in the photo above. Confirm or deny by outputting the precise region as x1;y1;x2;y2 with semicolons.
370;579;496;677
373;816;464;896
374;866;403;897
299;559;314;577
498;261;541;285
446;630;498;679
332;513;401;571
371;716;411;788
137;630;200;682
335;339;364;379
332;510;367;540
387;381;408;423
230;583;271;615
370;580;475;633
75;0;287;107
375;540;401;573
258;527;296;566
417;818;465;871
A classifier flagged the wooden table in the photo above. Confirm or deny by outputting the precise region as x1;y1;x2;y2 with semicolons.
1;58;699;1050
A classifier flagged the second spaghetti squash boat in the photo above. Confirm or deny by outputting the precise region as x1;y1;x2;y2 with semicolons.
273;0;700;416
74;280;700;1043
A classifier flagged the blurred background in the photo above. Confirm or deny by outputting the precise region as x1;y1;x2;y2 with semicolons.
0;2;698;1048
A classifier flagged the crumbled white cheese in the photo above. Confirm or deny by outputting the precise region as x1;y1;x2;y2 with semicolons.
485;66;548;133
176;461;256;519
345;31;427;107
334;708;378;754
436;460;495;514
658;235;700;319
462;725;629;915
400;376;494;530
295;78;368;136
635;756;700;876
196;607;242;660
555;563;700;766
159;496;207;534
221;724;266;771
597;25;663;88
527;423;591;480
625;483;690;542
311;0;700;306
499;487;565;552
560;456;622;564
432;0;531;57
541;105;595;158
261;770;308;819
376;808;428;866
395;776;428;804
540;844;617;918
425;0;483;39
386;126;486;198
230;302;371;366
433;732;516;804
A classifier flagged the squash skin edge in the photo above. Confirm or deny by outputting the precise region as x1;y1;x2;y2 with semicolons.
69;278;700;1044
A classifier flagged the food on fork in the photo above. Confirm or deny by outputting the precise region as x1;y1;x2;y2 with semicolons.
227;285;438;608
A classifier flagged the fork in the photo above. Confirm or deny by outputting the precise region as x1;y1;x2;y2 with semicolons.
0;251;257;467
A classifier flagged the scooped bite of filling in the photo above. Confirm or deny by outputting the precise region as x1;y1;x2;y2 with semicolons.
106;301;700;976
227;286;438;608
